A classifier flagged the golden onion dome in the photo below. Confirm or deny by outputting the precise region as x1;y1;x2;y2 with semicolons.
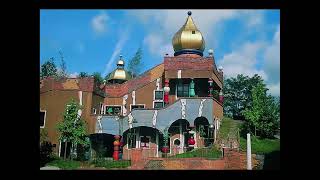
172;11;205;56
107;55;132;83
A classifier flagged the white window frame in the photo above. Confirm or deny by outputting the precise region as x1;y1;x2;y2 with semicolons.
173;138;181;147
99;102;103;114
130;104;145;111
140;136;151;149
93;108;97;115
154;90;164;101
104;105;122;116
40;110;46;128
153;101;164;109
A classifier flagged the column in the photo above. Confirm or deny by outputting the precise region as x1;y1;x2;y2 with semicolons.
179;121;183;153
189;78;195;97
156;131;159;157
208;78;213;97
164;79;170;105
219;90;224;103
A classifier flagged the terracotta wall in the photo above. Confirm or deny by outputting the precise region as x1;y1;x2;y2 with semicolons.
213;99;223;119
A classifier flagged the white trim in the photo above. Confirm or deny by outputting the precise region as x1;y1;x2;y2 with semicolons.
99;102;103;114
177;70;181;79
93;108;97;115
140;136;151;149
132;91;136;105
136;129;140;148
130;104;145;112
40;110;46;128
58;141;62;157
156;132;159;157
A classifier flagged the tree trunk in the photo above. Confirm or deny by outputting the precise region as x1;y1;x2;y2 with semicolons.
64;141;67;160
255;126;257;136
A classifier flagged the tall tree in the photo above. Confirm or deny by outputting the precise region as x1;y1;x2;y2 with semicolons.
242;82;280;138
78;72;89;78
223;74;264;120
57;99;89;160
58;50;68;78
127;47;142;77
92;72;104;85
40;58;58;78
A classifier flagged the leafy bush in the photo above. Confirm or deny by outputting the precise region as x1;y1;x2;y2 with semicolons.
40;141;53;167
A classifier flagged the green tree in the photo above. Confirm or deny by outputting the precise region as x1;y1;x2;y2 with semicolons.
127;47;142;77
78;72;89;78
223;74;264;119
40;58;58;78
92;72;104;85
242;82;280;138
58;50;68;78
57;99;89;160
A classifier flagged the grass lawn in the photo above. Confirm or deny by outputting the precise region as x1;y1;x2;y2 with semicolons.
93;159;131;169
169;147;222;159
239;136;280;154
218;117;243;140
46;159;81;170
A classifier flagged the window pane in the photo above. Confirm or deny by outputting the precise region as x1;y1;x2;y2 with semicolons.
131;105;145;110
154;102;163;108
40;111;45;127
155;91;164;100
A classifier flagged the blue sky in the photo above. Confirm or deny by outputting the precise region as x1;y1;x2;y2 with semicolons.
40;10;280;96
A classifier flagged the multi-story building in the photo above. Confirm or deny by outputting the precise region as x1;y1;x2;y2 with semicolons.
40;11;224;159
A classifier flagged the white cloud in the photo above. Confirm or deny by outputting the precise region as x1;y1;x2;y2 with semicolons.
91;11;109;34
69;72;79;78
263;25;280;85
219;41;268;80
75;41;85;53
143;33;174;56
129;10;264;58
103;29;130;77
218;25;280;97
267;82;280;97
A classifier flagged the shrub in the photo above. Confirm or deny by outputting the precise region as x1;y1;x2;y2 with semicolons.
40;141;53;167
46;159;81;170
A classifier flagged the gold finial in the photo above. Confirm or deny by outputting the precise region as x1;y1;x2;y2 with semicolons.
172;11;205;56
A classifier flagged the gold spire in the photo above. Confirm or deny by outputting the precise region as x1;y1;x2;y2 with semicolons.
172;11;205;56
107;55;132;83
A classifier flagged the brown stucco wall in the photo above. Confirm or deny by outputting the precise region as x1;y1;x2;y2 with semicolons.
40;90;104;155
213;99;223;119
134;80;157;109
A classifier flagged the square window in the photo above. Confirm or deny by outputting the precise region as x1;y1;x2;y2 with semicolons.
192;31;195;34
131;104;145;111
154;102;164;109
40;111;46;128
154;90;164;100
105;106;122;116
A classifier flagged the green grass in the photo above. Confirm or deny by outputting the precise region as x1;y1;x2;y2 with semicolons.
94;159;131;169
46;159;81;170
218;117;242;140
169;147;222;159
239;136;280;154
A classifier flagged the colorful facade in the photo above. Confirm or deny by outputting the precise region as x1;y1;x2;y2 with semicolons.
40;11;224;159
